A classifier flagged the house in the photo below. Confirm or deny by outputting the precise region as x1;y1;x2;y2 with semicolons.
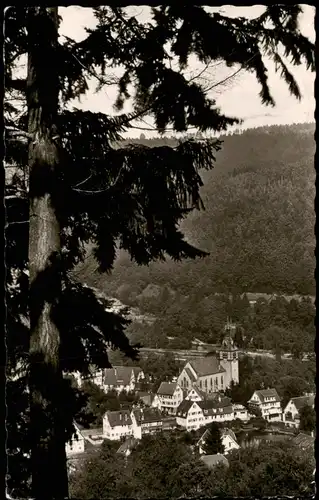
283;395;315;428
185;386;206;402
176;395;234;431
200;454;229;469
80;427;104;446
116;437;139;457
291;432;315;453
162;416;177;431
201;396;234;424
152;382;184;415
65;423;85;457
103;410;133;440
198;427;240;455
103;366;145;393
233;404;250;421
177;335;239;393
71;366;104;388
136;391;155;407
176;400;205;431
248;388;282;422
131;408;163;439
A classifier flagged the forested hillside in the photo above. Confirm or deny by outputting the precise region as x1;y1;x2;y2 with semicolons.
76;123;315;298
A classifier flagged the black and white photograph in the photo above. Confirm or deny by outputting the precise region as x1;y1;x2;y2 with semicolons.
4;4;316;499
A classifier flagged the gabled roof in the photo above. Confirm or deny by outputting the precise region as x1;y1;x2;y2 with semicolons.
103;366;141;387
189;357;225;377
253;388;281;403
105;410;132;428
200;454;229;469
117;437;138;454
132;408;163;425
221;428;238;443
186;385;206;400
132;367;143;378
200;396;232;410
114;366;133;385
290;395;315;411
292;432;315;451
185;367;197;382
176;399;195;417
157;382;177;396
103;368;118;386
198;427;238;446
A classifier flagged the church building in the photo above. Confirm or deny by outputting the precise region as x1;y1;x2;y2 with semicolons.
177;331;239;393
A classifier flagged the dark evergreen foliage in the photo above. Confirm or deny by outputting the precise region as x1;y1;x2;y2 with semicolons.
4;5;315;497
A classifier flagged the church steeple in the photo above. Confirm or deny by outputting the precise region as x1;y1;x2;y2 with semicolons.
217;317;239;387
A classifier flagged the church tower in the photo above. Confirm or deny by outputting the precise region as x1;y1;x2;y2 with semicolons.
217;318;239;388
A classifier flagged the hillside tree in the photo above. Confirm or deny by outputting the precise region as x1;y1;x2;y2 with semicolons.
201;423;225;455
4;5;315;499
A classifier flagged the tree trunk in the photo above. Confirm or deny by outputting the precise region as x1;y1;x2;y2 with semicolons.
27;7;68;499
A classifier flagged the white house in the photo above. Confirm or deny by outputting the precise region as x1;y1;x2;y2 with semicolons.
116;437;139;458
70;366;103;388
200;454;229;469
176;400;205;431
283;395;315;428
152;382;184;415
233;404;250;421
198;427;240;455
248;388;282;422
131;408;163;439
185;386;206;402
103;410;133;440
176;395;234;431
103;366;145;393
66;423;85;457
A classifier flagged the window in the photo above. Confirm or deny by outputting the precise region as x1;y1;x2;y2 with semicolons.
199;380;202;388
205;379;207;388
210;378;213;387
221;376;224;386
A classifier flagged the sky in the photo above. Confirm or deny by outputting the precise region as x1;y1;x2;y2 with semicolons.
59;5;315;137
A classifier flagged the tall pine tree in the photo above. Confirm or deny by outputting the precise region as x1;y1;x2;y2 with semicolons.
4;5;314;499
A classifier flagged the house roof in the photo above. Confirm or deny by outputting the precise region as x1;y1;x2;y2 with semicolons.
292;433;315;451
104;366;143;387
189;357;225;377
105;410;132;428
200;454;229;469
185;367;197;382
80;428;103;439
104;368;118;386
221;428;238;443
117;437;138;454
253;388;281;403
200;395;232;410
114;366;133;385
157;382;178;396
176;400;194;417
132;408;163;425
132;367;143;378
186;385;206;400
198;427;237;446
291;395;315;411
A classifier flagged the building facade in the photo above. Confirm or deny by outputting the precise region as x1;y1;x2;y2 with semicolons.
283;395;315;428
152;382;184;415
103;410;133;440
248;388;282;422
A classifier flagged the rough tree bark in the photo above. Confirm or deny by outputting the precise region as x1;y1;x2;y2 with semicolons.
27;7;68;499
